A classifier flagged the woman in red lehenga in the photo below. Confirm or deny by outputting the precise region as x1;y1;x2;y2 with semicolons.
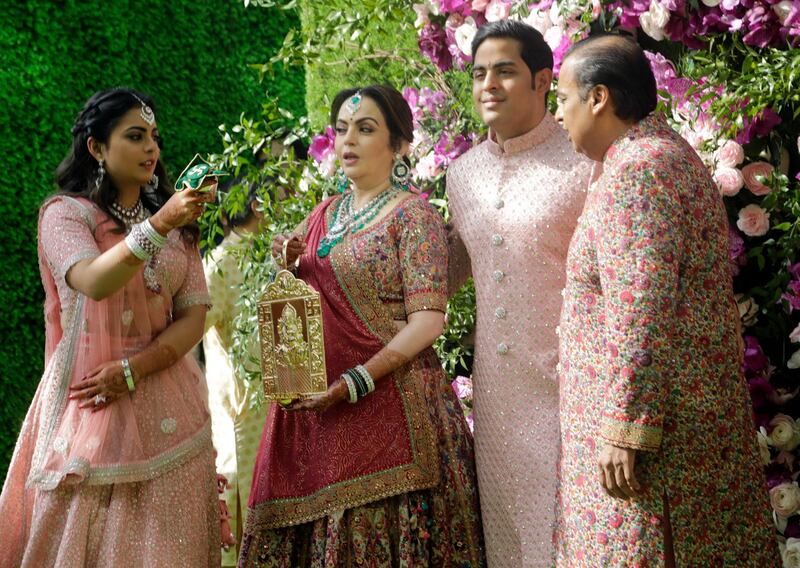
239;85;485;567
0;88;221;567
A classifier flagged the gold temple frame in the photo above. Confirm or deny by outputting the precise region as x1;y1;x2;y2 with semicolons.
257;270;328;401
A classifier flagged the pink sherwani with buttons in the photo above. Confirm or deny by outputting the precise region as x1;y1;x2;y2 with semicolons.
446;113;594;567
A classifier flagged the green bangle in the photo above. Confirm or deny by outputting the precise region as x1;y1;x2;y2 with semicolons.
122;358;135;392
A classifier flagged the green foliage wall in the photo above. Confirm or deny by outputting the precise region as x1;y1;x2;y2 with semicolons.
299;0;422;129
0;1;304;478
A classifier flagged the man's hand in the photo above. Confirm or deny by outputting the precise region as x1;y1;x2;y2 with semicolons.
598;444;642;499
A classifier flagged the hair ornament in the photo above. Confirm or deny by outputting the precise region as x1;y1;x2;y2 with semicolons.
344;91;363;116
132;94;156;125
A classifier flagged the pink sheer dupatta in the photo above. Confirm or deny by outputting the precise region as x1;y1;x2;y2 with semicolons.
0;196;212;565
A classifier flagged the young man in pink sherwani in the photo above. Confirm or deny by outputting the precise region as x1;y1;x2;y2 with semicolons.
446;20;594;568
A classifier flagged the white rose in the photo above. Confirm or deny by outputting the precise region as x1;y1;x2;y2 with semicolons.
757;427;772;465
772;482;800;518
640;0;670;41
782;537;800;568
770;414;800;451
412;4;430;29
773;0;794;25
414;152;440;181
549;2;565;27
544;26;564;51
649;0;670;28
484;0;511;22
735;294;759;327
454;18;478;56
319;153;337;177
524;8;553;36
701;0;721;6
789;349;800;370
425;0;440;16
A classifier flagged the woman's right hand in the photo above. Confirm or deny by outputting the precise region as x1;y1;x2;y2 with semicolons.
150;184;216;235
271;234;307;267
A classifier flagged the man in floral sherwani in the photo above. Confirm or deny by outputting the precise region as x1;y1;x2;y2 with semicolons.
553;34;778;566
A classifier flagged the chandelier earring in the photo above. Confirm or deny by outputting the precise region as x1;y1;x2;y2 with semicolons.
95;158;105;190
335;167;349;193
390;153;411;191
144;173;159;195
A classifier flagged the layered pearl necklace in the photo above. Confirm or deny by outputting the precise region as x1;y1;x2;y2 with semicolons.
317;186;399;258
110;199;146;231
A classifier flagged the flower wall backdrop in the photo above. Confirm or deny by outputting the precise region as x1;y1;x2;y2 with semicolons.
228;0;798;561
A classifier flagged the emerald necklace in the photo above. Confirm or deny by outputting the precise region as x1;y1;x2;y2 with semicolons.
317;187;399;258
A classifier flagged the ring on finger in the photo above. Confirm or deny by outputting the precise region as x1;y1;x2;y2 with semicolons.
94;394;107;406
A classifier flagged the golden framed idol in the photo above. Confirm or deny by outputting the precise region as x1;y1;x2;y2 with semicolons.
257;270;328;401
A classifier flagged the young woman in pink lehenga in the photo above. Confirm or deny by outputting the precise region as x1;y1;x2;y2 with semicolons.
0;88;222;567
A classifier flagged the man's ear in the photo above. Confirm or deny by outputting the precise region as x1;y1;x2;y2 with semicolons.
533;68;553;93
589;85;611;116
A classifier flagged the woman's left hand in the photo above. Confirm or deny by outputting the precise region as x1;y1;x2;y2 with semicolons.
283;380;349;412
68;360;129;411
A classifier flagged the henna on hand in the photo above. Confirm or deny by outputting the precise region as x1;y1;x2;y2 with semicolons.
129;340;179;379
363;348;410;382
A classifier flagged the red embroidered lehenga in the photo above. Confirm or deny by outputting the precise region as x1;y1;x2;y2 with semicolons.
239;195;485;567
0;196;220;567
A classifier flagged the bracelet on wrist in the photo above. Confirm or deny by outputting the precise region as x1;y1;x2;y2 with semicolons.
125;231;151;261
121;358;135;392
341;366;376;403
341;374;358;404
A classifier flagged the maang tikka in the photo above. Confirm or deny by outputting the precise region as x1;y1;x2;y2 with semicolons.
344;91;363;116
133;94;155;125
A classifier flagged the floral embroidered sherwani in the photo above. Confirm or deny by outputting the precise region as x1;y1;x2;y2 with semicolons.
555;113;778;566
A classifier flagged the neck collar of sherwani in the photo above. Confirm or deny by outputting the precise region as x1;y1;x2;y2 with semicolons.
603;112;669;166
487;112;559;157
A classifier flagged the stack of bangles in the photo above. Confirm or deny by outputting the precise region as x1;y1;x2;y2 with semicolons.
121;358;135;392
341;365;375;403
125;219;167;260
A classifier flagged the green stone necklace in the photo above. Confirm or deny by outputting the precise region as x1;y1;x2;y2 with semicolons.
317;187;399;258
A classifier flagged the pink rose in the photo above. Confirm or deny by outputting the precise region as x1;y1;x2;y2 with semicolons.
736;204;770;237
452;375;473;401
742;161;774;196
715;140;745;168
713;167;744;197
471;0;491;11
771;482;800;517
484;0;511;22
